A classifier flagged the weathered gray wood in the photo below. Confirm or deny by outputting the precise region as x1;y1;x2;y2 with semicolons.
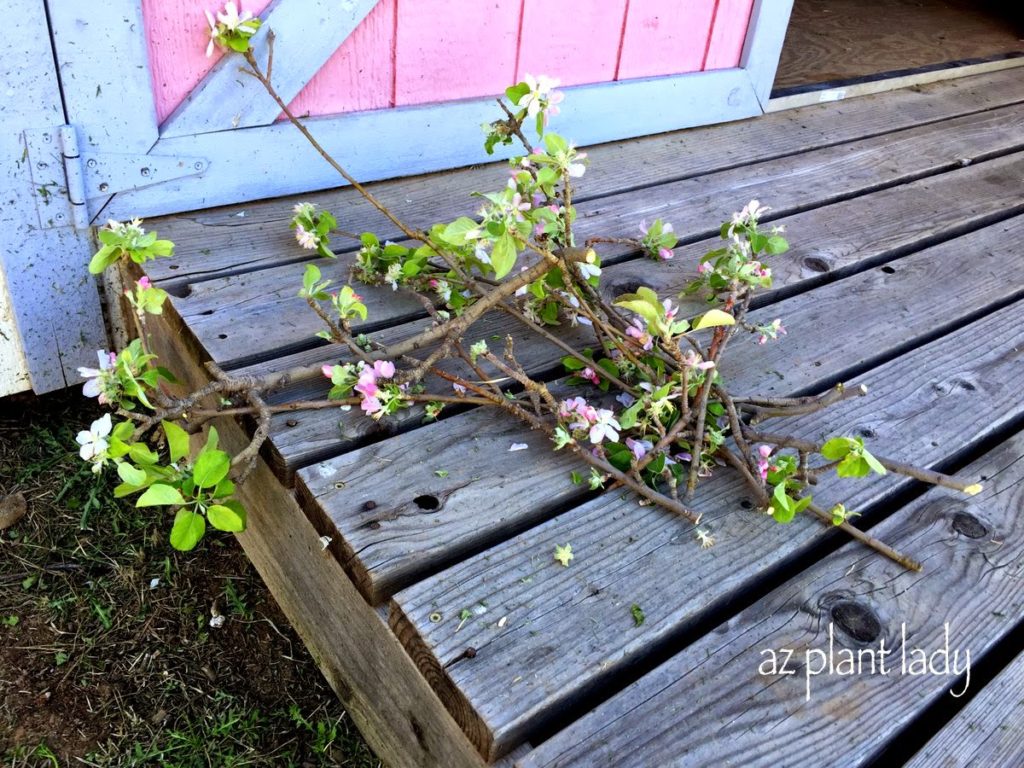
167;104;1024;368
297;213;1024;604
228;152;1024;481
518;434;1024;768
144;66;1024;287
0;0;108;392
388;299;1024;760
905;650;1024;768
161;0;382;137
138;265;486;768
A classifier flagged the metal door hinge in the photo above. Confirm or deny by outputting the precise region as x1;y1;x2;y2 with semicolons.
24;125;209;230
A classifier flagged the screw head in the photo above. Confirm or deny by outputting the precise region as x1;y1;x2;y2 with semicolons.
99;182;109;192
193;161;205;171
86;159;97;168
140;167;151;177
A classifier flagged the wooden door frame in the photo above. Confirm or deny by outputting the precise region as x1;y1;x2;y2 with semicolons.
49;0;795;221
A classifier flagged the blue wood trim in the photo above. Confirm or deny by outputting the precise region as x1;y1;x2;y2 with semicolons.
103;68;762;218
740;0;795;108
162;0;384;138
0;0;107;393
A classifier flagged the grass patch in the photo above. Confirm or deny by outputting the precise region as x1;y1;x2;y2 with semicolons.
0;391;378;766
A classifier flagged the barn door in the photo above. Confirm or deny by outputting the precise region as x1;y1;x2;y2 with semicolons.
12;0;792;391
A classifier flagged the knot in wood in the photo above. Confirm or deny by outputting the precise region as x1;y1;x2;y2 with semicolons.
830;600;882;644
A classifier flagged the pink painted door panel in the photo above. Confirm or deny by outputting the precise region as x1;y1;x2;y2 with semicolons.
618;0;717;80
705;0;756;70
516;0;628;87
142;0;755;125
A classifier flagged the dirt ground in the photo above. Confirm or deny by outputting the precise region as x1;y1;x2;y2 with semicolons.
0;391;379;767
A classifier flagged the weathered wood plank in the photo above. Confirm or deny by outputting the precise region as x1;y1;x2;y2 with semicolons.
167;105;1024;368
298;213;1024;604
137;265;486;768
143;66;1024;287
904;650;1024;768
388;299;1024;760
234;152;1024;479
518;436;1024;768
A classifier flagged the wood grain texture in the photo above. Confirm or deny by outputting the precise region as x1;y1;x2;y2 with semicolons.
160;0;383;136
287;0;396;117
776;0;1024;90
388;298;1024;760
137;263;486;768
617;0;716;80
704;0;756;70
516;0;627;86
143;66;1024;288
294;182;1024;605
905;649;1024;768
166;101;1024;368
393;0;521;106
520;432;1024;767
1;0;110;392
198;148;1024;481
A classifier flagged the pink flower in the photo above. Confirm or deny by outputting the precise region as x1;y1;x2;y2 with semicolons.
373;360;396;379
626;318;653;351
756;445;773;480
360;396;382;415
137;276;152;289
639;220;649;236
697;262;712;275
355;368;379;399
658;247;674;261
626;438;653;460
681;350;714;371
580;367;600;385
322;364;335;379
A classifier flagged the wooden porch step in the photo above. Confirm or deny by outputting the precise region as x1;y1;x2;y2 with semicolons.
242;149;1024;481
905;649;1024;768
147;67;1024;289
167;99;1024;369
517;430;1024;767
299;212;1024;604
137;69;1024;766
387;297;1024;761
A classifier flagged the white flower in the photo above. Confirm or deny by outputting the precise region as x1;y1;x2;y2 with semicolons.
217;2;253;31
588;409;621;444
517;74;561;118
295;224;318;250
76;413;112;472
292;201;316;217
78;349;115;402
577;261;601;280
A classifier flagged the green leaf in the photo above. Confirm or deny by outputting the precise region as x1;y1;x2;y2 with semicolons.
862;449;887;476
87;245;118;274
630;604;645;627
128;443;160;466
543;132;568;155
614;300;661;329
820;438;854;460
836;455;871;478
562;356;586;371
169;509;206;551
765;236;789;255
440;217;480;246
116;462;147;486
490;232;518;279
505;82;531;104
553;543;574;567
136;484;186;508
200;427;219;455
302;263;321;293
162;420;191;463
207;502;247;533
618;400;643;430
192;450;231;489
692;308;736;330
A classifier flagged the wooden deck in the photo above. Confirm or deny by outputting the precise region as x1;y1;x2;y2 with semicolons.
140;69;1024;767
